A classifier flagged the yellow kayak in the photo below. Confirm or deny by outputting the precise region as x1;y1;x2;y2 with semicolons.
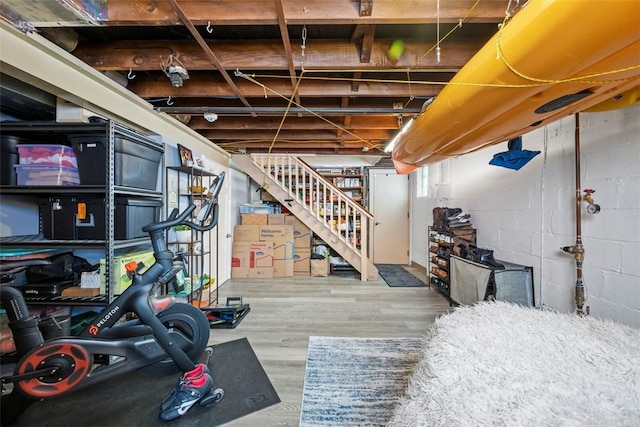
585;85;640;112
393;0;640;170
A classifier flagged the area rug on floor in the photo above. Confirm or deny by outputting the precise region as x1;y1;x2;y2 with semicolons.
376;264;426;287
388;302;640;426
300;336;424;426
11;338;280;427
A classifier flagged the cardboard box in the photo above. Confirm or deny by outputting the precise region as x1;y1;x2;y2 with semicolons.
273;259;294;277
268;214;288;225
293;232;312;249
293;248;311;273
61;286;101;297
285;214;308;231
241;213;268;225
249;267;273;278
233;225;294;277
231;241;274;267
233;225;260;242
100;249;156;295
250;242;274;268
232;266;274;279
285;215;313;248
259;225;293;243
272;240;294;278
235;225;294;257
231;241;274;278
260;189;276;202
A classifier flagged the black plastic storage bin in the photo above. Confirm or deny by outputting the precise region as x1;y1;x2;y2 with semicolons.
1;134;26;185
114;198;163;240
68;134;163;190
39;197;162;240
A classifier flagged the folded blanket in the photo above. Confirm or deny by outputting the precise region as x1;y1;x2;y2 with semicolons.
489;136;540;171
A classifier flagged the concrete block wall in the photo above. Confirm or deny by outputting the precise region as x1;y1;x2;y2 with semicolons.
410;104;640;328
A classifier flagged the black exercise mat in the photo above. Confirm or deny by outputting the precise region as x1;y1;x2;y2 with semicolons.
11;338;280;426
376;264;427;287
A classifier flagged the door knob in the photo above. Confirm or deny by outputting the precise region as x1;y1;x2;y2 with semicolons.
375;222;381;225
226;233;232;238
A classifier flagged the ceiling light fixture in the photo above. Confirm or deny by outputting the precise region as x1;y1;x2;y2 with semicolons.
203;112;218;123
385;117;415;153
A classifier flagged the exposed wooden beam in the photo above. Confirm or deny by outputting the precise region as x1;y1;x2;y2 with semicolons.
215;140;382;150
104;0;507;26
351;71;363;92
187;115;401;130
199;129;391;140
351;24;377;63
217;140;374;147
336;98;351;141
166;0;254;114
128;74;444;98
275;0;301;106
221;146;384;155
73;39;482;71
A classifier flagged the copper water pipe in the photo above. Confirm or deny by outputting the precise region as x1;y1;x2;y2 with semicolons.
561;113;585;314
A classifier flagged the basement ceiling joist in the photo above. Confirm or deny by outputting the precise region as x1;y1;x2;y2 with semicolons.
103;0;507;26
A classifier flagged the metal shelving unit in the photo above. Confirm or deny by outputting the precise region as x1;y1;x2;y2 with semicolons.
0;120;164;306
165;165;218;307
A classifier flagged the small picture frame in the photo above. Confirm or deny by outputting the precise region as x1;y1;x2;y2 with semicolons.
177;144;193;167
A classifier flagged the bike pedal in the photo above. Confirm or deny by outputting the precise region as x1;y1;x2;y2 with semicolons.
199;388;224;406
197;346;214;366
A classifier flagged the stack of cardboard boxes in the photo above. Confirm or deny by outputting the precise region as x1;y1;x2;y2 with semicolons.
231;213;312;278
288;215;312;275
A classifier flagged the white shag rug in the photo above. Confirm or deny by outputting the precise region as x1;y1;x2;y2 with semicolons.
389;302;640;427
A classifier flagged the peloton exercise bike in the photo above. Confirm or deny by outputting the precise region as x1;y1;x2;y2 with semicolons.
1;172;226;423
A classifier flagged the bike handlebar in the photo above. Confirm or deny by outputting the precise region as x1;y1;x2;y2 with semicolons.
142;171;225;234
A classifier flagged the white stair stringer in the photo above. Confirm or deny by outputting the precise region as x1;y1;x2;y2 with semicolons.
232;154;378;281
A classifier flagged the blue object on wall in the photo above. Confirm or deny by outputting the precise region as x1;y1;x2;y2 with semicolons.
489;136;541;171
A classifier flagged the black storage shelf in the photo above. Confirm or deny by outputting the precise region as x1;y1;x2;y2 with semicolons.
22;294;108;307
0;185;161;197
0;234;150;249
430;276;450;291
165;165;218;307
0;120;164;307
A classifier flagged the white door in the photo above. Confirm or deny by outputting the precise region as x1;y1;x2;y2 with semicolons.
212;166;232;286
369;169;410;264
216;190;232;284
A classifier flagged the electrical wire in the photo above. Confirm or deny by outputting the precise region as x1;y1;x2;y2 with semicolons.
237;71;378;148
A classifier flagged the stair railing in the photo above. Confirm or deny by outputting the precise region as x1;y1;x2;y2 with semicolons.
250;154;374;274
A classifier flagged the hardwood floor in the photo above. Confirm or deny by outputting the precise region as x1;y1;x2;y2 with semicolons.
211;267;451;426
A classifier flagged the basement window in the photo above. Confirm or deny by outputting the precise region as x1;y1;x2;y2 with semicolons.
417;167;429;198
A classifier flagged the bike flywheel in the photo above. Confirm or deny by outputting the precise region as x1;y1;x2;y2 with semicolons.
15;343;91;398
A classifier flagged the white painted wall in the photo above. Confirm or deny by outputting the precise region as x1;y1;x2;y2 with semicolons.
230;167;252;225
410;105;640;328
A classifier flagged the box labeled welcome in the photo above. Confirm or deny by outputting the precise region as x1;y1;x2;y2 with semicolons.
231;241;274;278
233;225;294;277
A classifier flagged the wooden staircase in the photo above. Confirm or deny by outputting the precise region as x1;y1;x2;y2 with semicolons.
232;154;378;281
